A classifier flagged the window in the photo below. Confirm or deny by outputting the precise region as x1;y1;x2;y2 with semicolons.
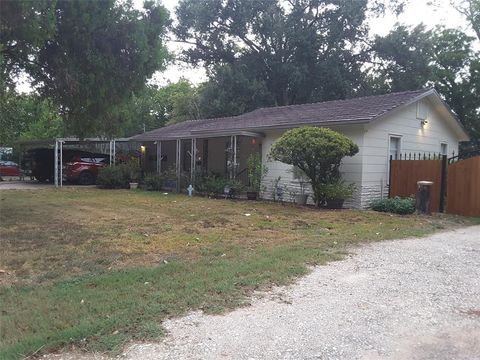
441;143;448;156
389;136;401;160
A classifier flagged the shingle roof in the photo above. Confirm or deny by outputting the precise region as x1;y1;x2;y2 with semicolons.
131;88;433;141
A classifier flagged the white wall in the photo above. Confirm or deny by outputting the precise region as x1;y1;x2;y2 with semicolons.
360;98;461;207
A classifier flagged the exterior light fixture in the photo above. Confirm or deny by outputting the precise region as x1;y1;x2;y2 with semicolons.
421;119;428;127
140;145;146;153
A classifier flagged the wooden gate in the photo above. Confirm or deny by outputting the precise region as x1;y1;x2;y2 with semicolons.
447;156;480;217
390;157;443;212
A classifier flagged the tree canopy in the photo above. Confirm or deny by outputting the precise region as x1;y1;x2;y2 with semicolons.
175;0;372;110
0;0;170;138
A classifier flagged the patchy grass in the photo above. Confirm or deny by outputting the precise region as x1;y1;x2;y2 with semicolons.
0;188;478;359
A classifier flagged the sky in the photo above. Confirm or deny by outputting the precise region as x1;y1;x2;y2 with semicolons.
145;0;473;86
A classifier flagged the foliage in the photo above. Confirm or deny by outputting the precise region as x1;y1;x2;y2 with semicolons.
119;80;201;136
370;196;416;215
194;171;243;196
175;0;371;114
196;64;275;118
371;23;480;151
246;153;268;193
1;0;170;138
371;24;434;92
96;161;141;189
143;173;165;191
270;127;358;206
0;0;57;91
319;180;356;201
0;91;63;146
290;166;310;196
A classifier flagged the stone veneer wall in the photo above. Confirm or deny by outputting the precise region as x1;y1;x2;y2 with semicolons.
359;184;390;208
260;178;364;209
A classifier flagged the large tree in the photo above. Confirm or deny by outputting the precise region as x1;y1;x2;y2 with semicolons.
175;0;372;114
0;0;57;92
0;0;170;138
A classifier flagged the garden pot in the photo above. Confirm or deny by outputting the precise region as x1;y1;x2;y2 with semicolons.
246;191;258;200
294;194;308;205
129;182;139;189
326;198;344;209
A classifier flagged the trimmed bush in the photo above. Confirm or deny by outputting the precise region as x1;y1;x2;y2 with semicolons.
97;162;140;189
269;126;358;206
143;174;165;191
370;197;416;215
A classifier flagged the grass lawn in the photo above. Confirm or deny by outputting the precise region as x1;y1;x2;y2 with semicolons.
1;188;478;359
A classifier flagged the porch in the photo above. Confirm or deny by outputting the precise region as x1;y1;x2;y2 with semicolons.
136;133;264;192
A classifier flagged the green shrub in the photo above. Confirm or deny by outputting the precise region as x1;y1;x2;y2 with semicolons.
318;179;356;201
269;126;358;206
143;173;165;191
97;166;129;189
370;197;416;215
97;161;140;189
194;172;244;196
195;172;227;196
246;153;268;193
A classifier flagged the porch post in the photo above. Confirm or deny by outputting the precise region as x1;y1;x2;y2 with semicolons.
233;135;237;179
176;139;181;192
156;140;162;174
54;139;58;187
109;140;113;166
112;140;116;166
59;140;63;187
190;138;196;183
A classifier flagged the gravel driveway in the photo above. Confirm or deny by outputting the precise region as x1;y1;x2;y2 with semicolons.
49;226;480;360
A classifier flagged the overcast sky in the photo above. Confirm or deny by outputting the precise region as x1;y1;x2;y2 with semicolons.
144;0;473;86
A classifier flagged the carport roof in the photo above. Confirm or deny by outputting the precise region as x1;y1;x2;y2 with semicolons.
131;88;468;141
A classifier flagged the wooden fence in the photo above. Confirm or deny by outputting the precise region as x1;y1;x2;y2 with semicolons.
390;158;443;212
447;156;480;217
389;153;480;216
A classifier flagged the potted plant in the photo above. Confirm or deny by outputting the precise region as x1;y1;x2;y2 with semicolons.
127;160;141;190
321;179;356;209
291;166;309;205
246;153;268;200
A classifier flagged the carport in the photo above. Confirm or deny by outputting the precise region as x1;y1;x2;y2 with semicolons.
16;137;131;187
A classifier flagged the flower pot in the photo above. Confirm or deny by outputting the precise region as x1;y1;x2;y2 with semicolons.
294;194;308;205
326;198;344;209
129;182;139;189
246;191;258;200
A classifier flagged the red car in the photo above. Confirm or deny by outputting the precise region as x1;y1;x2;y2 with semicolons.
0;161;21;177
64;156;109;185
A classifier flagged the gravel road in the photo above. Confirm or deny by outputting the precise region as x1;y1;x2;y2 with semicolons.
47;226;480;360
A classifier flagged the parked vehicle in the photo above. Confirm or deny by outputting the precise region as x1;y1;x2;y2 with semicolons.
0;161;21;177
64;155;109;185
23;148;109;183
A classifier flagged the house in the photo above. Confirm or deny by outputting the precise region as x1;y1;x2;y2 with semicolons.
131;88;469;208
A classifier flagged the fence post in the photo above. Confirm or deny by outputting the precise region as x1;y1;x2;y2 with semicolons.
439;154;448;213
388;155;393;198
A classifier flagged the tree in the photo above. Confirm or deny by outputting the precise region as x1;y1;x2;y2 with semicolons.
196;64;275;118
175;0;372;111
370;25;434;92
0;90;62;146
0;0;57;92
1;0;170;138
119;80;201;136
269;127;359;206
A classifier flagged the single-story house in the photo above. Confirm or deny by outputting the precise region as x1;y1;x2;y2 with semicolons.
131;88;469;208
